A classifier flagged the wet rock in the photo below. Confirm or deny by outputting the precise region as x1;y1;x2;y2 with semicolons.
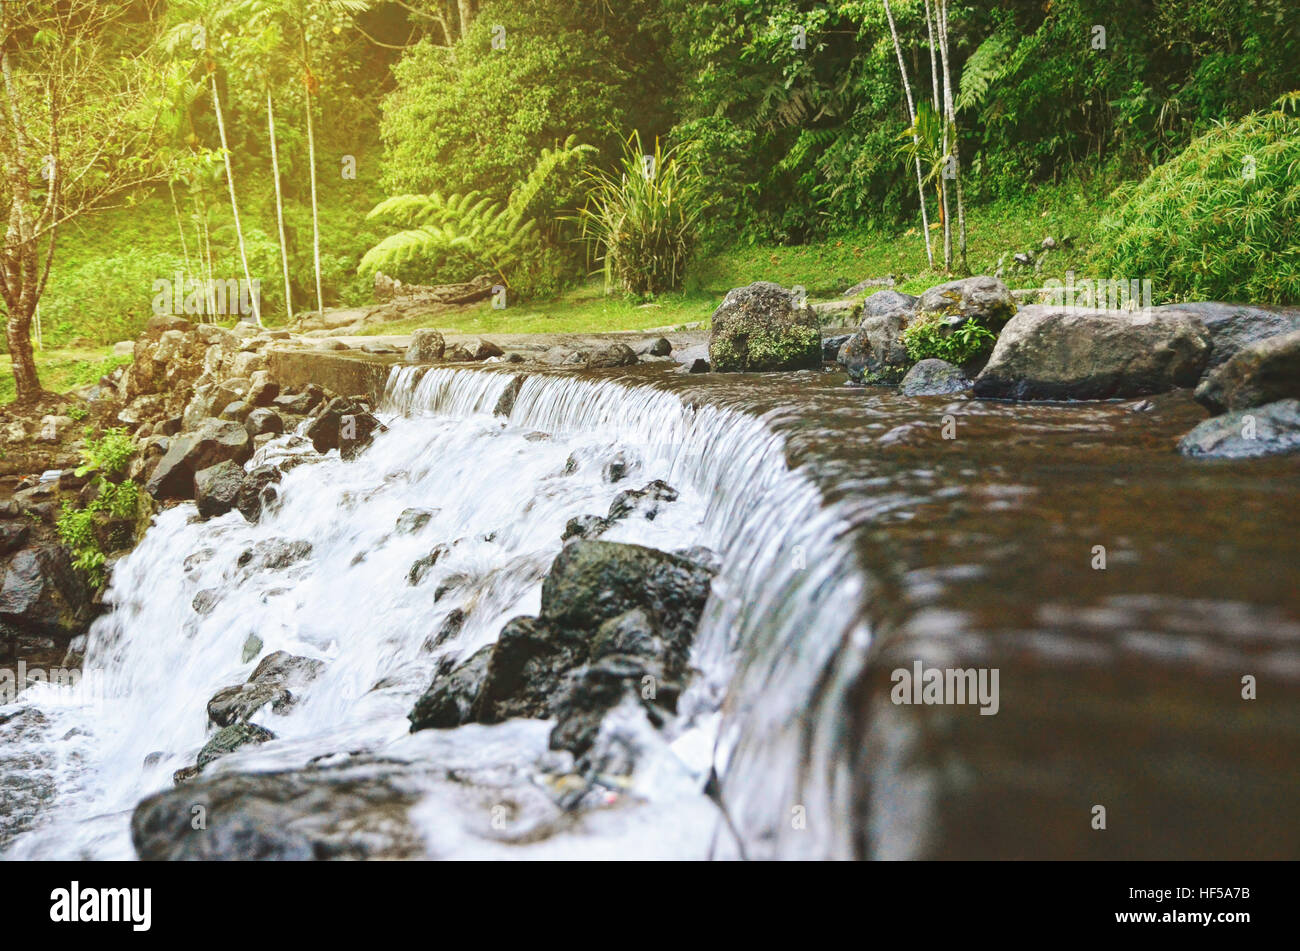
395;507;438;534
146;419;252;500
494;375;524;417
562;514;611;542
410;541;713;741
602;451;634;483
0;542;91;638
823;333;852;362
973;305;1211;400
423;607;465;651
1157;302;1300;371
408;645;493;729
192;589;220;615
134;760;426;859
408;544;450;586
194;722;275;771
917;275;1016;331
466;337;504;361
608;479;678;522
643;337;672;357
549;652;675;760
236;465;282;523
207;651;326;727
405;329;446;363
237;538;312;572
837;290;919;383
305;397;382;459
900;359;971;396
1193;328;1300;414
710;282;821;372
194;460;245;520
244;407;284;437
1178;399;1300;459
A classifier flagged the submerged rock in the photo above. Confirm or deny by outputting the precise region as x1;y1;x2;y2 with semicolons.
900;359;971;396
409;541;713;755
709;282;821;372
1194;328;1300;414
194;722;275;771
1178;399;1300;459
973;305;1210;400
236;465;283;523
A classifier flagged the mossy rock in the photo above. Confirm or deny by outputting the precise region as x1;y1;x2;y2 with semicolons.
709;282;822;372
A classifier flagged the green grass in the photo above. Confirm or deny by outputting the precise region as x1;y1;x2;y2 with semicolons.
0;347;131;404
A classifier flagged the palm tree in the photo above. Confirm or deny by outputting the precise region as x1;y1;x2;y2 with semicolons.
935;0;968;272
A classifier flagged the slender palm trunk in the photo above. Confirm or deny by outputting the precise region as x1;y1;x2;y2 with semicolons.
936;0;967;273
267;90;293;323
210;75;262;326
300;31;325;319
882;0;933;268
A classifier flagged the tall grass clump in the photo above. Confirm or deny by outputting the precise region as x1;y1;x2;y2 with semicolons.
1092;93;1300;305
577;132;705;298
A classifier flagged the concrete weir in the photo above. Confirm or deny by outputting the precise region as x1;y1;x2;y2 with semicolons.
267;347;402;404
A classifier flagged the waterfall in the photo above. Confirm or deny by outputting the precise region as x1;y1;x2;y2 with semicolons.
2;366;868;860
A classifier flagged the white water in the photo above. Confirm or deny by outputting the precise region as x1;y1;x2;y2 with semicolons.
2;366;866;859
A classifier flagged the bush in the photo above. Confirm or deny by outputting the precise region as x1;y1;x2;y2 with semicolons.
1092;95;1300;304
577;133;704;298
903;314;998;368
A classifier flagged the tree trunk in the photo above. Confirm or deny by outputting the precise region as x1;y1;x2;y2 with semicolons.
882;0;933;268
5;300;40;404
457;0;475;39
936;0;967;273
267;91;293;323
304;80;325;319
211;75;262;326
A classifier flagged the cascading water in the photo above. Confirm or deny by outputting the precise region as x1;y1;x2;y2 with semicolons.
1;366;865;860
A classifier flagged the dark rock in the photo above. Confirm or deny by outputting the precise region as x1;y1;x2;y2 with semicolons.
709;282;821;372
196;722;275;769
1193;328;1300;414
408;644;492;730
494;375;524;417
644;337;672;357
586;343;638;369
237;539;312;572
602;451;634;483
405;329;445;363
823;333;852;362
608;479;678;522
194;460;245;520
207;651;325;727
133;761;425;859
1178;399;1300;459
244;407;284;437
247;377;280;407
219;400;252;423
900;358;971;396
305;397;381;459
146;419;252;500
236;465;282;523
562;514;611;542
466;337;504;361
0;542;90;637
973;305;1211;400
0;522;30;556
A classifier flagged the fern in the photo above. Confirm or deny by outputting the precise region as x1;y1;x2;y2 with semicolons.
957;33;1013;116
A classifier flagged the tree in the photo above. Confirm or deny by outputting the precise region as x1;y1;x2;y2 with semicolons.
1;0;173;403
881;0;933;267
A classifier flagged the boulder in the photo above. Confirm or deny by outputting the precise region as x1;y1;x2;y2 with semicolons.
405;329;445;364
1156;302;1300;371
407;645;493;730
194;460;245;520
236;465;282;523
917;275;1017;330
973;306;1211;400
1193;328;1300;414
836;290;919;383
585;343;638;369
244;407;284;437
709;282;821;372
0;542;91;638
900;358;972;396
145;419;252;500
466;337;504;361
194;722;275;771
305;397;381;459
1178;399;1300;459
207;651;326;727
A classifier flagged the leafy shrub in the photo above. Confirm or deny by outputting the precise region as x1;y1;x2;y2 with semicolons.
359;138;594;294
77;427;136;480
1092;95;1300;304
903;314;998;367
577;133;705;298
